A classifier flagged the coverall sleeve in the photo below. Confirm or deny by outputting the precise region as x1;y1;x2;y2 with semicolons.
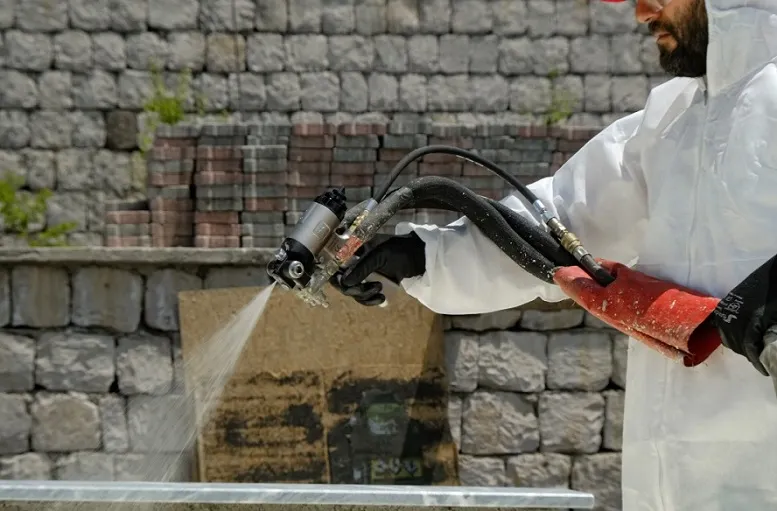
395;111;650;315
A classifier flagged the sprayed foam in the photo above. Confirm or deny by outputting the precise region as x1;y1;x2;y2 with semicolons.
40;284;276;511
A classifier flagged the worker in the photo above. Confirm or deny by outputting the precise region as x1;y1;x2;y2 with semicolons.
332;0;777;509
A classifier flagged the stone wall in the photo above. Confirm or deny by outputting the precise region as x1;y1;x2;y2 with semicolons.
0;248;626;510
0;0;668;250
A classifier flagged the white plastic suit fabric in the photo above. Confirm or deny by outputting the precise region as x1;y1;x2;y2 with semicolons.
396;1;777;509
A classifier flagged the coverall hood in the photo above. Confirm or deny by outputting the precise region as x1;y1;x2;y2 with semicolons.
705;0;777;95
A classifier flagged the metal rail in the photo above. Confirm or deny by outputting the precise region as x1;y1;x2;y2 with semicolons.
0;481;594;509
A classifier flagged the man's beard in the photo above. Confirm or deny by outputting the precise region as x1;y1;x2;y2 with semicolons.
650;0;709;77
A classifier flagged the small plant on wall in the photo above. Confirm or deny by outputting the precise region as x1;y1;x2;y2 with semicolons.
0;174;76;247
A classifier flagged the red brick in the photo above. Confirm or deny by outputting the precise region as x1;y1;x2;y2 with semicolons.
419;162;463;176
337;123;386;135
292;123;338;136
197;147;242;160
422;152;461;163
148;172;193;187
151;210;194;224
244;198;289;211
151;222;194;237
288;148;333;162
379;148;408;161
150;198;194;211
286;172;330;187
290;135;335;148
195;235;240;248
104;211;150;224
194;171;244;185
288;161;330;174
194;211;239;224
330;162;375;175
195;223;240;236
462;163;492;177
288;186;325;198
196;159;242;173
149;147;185;161
329;174;374;187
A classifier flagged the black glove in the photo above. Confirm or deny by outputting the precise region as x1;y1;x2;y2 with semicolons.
709;253;777;376
330;231;426;306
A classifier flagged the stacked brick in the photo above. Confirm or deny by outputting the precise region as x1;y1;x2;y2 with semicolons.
194;125;245;248
147;127;198;247
103;200;151;247
103;122;598;248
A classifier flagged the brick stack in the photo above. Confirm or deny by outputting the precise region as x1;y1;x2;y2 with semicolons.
101;121;579;249
194;125;245;248
148;126;198;247
103;199;151;247
242;125;291;248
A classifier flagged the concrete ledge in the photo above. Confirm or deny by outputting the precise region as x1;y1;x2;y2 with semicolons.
0;248;277;265
0;481;595;510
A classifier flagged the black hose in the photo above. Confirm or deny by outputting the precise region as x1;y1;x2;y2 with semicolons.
352;177;558;283
373;145;542;207
371;145;615;287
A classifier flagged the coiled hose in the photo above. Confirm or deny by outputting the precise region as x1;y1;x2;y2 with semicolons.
342;145;615;287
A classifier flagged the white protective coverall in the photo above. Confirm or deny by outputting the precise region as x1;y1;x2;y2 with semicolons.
396;1;777;509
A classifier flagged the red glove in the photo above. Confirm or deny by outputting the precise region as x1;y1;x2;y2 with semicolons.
553;259;723;367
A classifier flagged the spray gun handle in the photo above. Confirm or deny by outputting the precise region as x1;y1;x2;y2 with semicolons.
759;325;777;398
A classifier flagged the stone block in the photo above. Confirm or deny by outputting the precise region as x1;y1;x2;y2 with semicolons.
341;72;368;112
447;394;462;448
300;72;339;111
70;0;112;31
35;331;115;392
611;333;628;388
478;331;546;392
16;0;68;31
461;391;539;455
571;453;622;511
520;309;584;331
54;452;115;481
603;390;624;451
256;0;287;31
144;269;202;331
72;267;143;333
99;395;129;453
11;266;70;327
322;0;355;34
117;333;174;395
148;0;199;29
443;331;479;392
0;453;52;480
547;330;612;391
31;392;101;452
328;35;374;72
458;455;506;486
0;70;39;109
538;392;605;454
0;333;35;391
506;453;572;488
127;395;194;453
0;394;31;454
105;111;138;150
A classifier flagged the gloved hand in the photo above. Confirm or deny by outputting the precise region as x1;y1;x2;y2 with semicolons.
330;231;426;306
553;259;722;367
707;253;777;376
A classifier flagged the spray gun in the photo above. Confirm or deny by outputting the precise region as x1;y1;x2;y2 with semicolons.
266;145;615;308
